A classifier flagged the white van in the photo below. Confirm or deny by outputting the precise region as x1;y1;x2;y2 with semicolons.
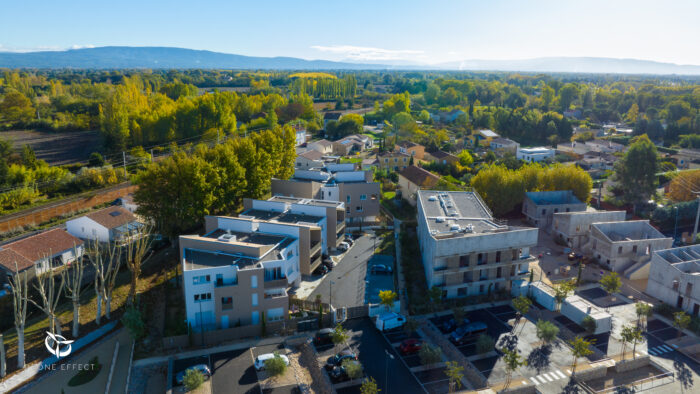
254;353;290;371
375;312;406;332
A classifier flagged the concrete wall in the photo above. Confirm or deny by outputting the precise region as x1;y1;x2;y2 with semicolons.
589;222;673;273
573;365;608;381
560;296;612;334
552;210;626;248
646;249;700;315
66;216;110;242
615;355;650;373
338;182;380;222
397;174;421;206
271;179;321;199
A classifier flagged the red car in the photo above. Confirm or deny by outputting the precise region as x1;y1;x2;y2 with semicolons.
399;339;423;355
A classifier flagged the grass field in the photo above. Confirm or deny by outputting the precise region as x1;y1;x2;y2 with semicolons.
2;129;102;166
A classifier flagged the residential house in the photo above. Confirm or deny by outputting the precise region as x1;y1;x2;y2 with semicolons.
646;245;700;316
516;147;555;163
471;129;499;147
293;126;307;146
430;109;466;124
563;109;582;119
398;166;440;205
295;150;325;170
307;139;333;155
585;220;673;278
417;191;538;299
522;191;587;228
323;112;342;129
332;135;365;156
577;151;616;172
673;149;700;170
361;158;378;171
425;150;459;166
584;139;625;154
490;138;520;156
395;141;425;160
552;210;627;248
66;206;143;244
377;151;411;172
271;168;380;225
0;229;84;282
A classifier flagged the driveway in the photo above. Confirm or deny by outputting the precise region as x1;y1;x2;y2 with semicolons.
308;233;377;307
211;349;259;394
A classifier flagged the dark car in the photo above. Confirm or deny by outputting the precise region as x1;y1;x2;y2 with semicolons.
322;259;334;270
314;265;329;276
441;318;469;333
399;339;423;355
345;237;354;246
314;328;334;346
370;264;393;275
329;366;351;382
325;350;358;370
450;322;488;344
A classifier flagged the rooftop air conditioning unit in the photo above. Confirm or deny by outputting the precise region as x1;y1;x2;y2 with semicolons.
436;217;445;223
450;224;461;231
218;234;236;242
464;224;474;233
428;195;438;201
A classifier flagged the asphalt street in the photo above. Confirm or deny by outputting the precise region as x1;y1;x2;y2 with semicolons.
308;233;377;308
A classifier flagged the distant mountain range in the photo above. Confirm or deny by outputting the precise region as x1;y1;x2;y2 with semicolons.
1;46;699;75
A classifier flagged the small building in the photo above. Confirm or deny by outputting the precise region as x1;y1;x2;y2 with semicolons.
295;150;324;170
398;166;440;206
323;112;342;129
332;135;369;156
646;245;700;316
66;206;143;244
516;147;555;163
430;109;466;124
673;149;700;170
584;140;625;154
424;150;459;166
490;138;520;156
552;210;627;248
307;139;333;155
0;229;84;282
293;126;307;146
560;295;612;335
587;220;673;277
118;193;138;213
522;191;587;228
395;141;425;160
361;158;378;171
377;151;411;172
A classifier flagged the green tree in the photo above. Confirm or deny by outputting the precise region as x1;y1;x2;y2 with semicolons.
582;316;597;334
0;91;34;124
403;318;420;335
629;325;645;358
635;302;652;329
378;290;397;311
568;337;594;375
512;295;532;331
553;280;576;311
476;334;495;354
501;347;527;389
88;152;106;167
620;325;635;360
674;311;691;339
121;306;146;340
452;307;466;325
558;83;579;111
21;145;38;170
343;359;363;380
457;150;473;166
428;286;443;315
332;323;349;350
599;272;621;298
535;319;559;345
612;134;659;207
360;377;380;394
264;352;288;376
418;343;442;365
183;368;205;391
445;361;464;393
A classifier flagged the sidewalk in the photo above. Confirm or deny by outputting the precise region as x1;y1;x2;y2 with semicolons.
393;217;409;316
23;329;133;394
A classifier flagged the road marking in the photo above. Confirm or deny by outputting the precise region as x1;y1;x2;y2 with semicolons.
541;373;552;382
648;348;658;355
566;369;572;375
660;345;674;352
537;376;548;384
555;370;567;379
530;377;540;385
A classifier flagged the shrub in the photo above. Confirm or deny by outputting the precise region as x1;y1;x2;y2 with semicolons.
343;359;363;380
122;306;146;340
419;343;442;365
476;334;495;354
264;352;288;376
183;368;205;391
535;319;559;344
582;316;597;334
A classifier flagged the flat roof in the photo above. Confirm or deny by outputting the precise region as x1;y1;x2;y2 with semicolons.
184;229;294;270
241;209;325;225
593;220;666;242
418;190;510;237
267;195;343;208
184;248;261;270
526;190;582;205
565;295;610;320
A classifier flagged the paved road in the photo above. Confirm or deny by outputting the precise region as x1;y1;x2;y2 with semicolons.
308;233;377;308
211;348;259;394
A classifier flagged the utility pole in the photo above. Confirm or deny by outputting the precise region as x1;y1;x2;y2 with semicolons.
122;151;127;177
674;206;679;243
693;192;700;243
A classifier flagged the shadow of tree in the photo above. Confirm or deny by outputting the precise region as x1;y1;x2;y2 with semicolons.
497;333;518;352
675;358;694;391
527;345;552;373
611;386;635;394
562;378;581;394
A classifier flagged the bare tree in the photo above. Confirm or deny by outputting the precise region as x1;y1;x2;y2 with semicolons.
88;241;123;323
124;226;152;305
29;268;66;336
62;246;85;337
1;333;6;378
8;266;29;369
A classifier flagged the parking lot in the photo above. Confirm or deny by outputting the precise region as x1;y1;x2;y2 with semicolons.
365;254;395;304
577;286;628;308
313;318;423;394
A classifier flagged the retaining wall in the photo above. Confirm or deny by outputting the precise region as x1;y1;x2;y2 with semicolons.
615;355;650;373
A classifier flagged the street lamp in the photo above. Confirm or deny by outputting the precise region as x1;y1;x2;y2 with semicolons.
329;280;335;308
673;206;679;244
385;349;395;393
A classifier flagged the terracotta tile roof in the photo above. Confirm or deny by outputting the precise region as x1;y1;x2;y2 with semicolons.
4;228;83;266
299;150;324;161
427;150;457;160
396;141;421;148
310;139;332;148
323;112;342;120
0;248;34;272
86;206;138;229
399;165;440;188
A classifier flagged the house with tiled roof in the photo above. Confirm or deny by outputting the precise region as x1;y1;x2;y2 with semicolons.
0;228;84;282
395;141;425;160
296;150;325;170
424;150;459;166
307;139;333;155
66;206;143;244
398;166;440;205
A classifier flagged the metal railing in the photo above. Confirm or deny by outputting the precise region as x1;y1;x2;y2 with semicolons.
577;371;675;393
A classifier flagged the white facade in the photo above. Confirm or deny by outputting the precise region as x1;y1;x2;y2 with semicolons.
560;295;612;335
295;129;307;146
66;216;111;243
307;140;333;154
646;245;700;316
552;210;627;248
517;147;555;162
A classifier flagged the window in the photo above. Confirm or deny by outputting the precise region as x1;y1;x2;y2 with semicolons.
252;293;258;306
356;206;363;212
222;297;233;310
477;253;484;265
346;195;351;203
346;207;350;214
193;275;211;285
479;284;485;293
194;293;211;302
632;245;637;254
463;272;471;283
541;209;546;215
458;287;467;297
394;158;398;163
496;251;501;263
251;275;258;289
618;246;623;254
360;194;367;201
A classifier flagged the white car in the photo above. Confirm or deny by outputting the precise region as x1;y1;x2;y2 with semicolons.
175;364;211;385
254;353;290;371
338;242;350;251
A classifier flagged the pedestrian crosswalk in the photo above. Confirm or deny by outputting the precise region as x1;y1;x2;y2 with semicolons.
528;369;568;385
643;344;675;356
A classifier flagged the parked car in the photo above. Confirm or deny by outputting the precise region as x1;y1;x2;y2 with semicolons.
322;260;333;271
175;364;211;385
313;328;334;346
338;242;350;251
345;237;354;246
254;353;290;371
370;264;393;275
313;265;329;275
325;350;358;370
441;318;469;333
329;365;351;382
399;339;423;355
450;322;488;344
375;312;406;332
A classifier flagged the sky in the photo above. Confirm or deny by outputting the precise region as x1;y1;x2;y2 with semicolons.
1;0;699;65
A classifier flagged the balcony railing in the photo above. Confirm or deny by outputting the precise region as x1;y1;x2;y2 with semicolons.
337;221;346;232
264;290;287;299
310;241;322;256
264;278;288;289
215;278;238;287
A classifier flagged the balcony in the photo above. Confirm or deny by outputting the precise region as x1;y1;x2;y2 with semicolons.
310;241;322;257
215;278;238;287
337;221;346;233
264;289;287;299
264;278;288;289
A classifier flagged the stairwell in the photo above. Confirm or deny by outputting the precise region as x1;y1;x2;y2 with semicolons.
623;255;652;280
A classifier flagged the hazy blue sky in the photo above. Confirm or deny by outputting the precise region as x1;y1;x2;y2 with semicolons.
2;0;698;65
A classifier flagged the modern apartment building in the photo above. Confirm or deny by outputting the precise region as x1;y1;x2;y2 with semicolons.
586;220;673;277
180;216;299;331
646;245;700;316
417;190;538;299
552;210;627;248
271;166;380;225
522;190;587;228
